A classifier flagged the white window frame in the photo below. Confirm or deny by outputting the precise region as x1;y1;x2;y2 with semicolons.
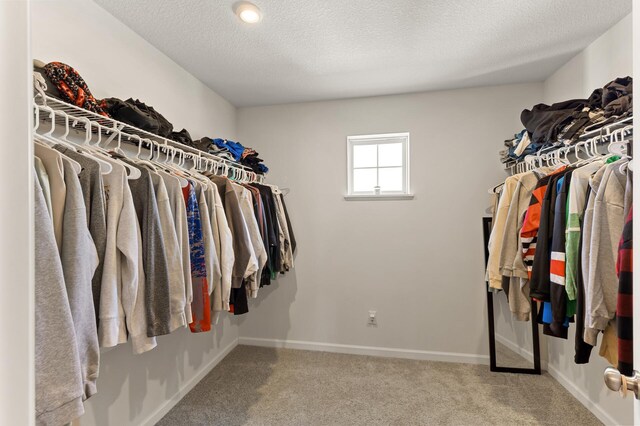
346;132;412;200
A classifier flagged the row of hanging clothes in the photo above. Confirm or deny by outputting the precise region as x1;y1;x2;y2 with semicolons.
32;92;296;425
486;123;633;378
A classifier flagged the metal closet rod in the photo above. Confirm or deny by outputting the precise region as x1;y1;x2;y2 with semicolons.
505;123;633;175
34;102;264;183
33;93;261;178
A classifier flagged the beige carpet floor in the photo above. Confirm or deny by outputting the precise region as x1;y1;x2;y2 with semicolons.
157;345;601;426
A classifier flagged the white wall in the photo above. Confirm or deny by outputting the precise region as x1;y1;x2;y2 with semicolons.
0;1;34;425
544;14;632;103
236;83;542;360
30;1;239;425
236;14;634;425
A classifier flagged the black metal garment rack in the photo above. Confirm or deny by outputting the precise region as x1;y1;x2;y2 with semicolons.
483;217;541;375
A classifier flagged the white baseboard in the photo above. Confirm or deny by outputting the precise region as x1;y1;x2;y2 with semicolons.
141;338;239;426
546;364;618;426
494;335;618;424
238;337;489;365
494;333;540;366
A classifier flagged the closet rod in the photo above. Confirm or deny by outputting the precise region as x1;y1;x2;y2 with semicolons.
504;123;633;176
503;117;634;175
34;93;261;178
34;101;265;184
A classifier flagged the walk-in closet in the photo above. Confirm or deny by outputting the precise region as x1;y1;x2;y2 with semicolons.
1;1;638;425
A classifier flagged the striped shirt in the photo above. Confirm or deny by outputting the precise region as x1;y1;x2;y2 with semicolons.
520;167;566;281
616;207;633;376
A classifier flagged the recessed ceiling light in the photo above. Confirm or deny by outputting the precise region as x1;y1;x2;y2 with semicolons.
234;2;262;24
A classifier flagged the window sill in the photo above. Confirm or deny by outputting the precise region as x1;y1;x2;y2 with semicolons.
344;194;415;201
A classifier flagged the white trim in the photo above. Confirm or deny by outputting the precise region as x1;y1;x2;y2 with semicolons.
238;337;490;365
347;132;410;196
140;338;239;426
344;194;414;201
1;2;34;425
546;363;618;426
347;132;411;141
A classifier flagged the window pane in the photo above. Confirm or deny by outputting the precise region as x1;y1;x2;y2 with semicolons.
378;142;403;167
353;144;377;168
353;168;377;192
378;167;403;192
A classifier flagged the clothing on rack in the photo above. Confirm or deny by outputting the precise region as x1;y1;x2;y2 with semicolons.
33;100;296;425
486;139;632;370
103;97;174;138
42;61;109;117
501;76;633;166
54;145;107;324
34;171;86;426
617;207;633;376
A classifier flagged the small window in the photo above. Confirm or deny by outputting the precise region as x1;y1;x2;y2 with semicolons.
347;133;410;198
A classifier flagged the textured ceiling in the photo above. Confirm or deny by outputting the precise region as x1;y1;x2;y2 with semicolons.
95;0;631;107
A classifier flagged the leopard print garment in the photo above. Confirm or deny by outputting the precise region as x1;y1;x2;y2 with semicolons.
43;62;110;117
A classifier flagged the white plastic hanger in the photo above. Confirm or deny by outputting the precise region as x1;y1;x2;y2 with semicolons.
130;135;160;172
101;127;142;180
68;118;114;174
160;145;191;187
33;106;82;174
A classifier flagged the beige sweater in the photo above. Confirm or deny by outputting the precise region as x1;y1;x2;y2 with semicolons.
34;142;66;250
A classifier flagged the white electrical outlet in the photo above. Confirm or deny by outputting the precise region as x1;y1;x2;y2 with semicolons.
368;310;377;326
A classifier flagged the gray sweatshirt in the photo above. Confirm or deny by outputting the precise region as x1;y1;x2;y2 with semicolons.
196;182;221;297
122;159;172;337
586;160;629;339
59;157;101;399
148;169;187;331
34;170;84;425
210;176;254;289
54;145;107;325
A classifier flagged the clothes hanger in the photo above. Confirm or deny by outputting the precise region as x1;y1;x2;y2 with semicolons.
33;106;83;174
72;118;113;174
163;147;189;187
36;105;68;147
129;135;160;172
607;129;624;155
33;105;56;148
98;127;142;180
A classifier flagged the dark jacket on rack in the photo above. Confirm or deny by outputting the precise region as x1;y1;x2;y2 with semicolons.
279;193;296;255
103;98;174;137
617;207;633;376
529;170;569;302
253;184;281;280
520;99;588;145
549;171;573;337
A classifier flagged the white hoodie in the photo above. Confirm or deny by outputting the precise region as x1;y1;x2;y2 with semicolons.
100;159;156;354
158;170;193;323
